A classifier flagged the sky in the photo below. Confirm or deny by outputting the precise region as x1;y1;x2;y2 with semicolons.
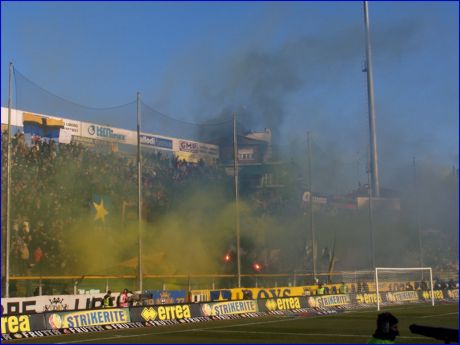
1;1;458;190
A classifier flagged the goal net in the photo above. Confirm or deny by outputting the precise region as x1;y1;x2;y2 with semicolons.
375;267;434;311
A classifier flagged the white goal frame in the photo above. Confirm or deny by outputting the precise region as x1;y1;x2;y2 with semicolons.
375;267;434;311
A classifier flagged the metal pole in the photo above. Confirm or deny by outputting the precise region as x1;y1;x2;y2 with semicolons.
413;157;424;269
367;146;376;270
363;1;380;197
5;62;13;298
429;268;434;307
137;92;143;292
375;268;380;311
307;132;317;280
233;113;241;288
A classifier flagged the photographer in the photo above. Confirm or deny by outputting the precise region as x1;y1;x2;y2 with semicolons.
368;312;399;344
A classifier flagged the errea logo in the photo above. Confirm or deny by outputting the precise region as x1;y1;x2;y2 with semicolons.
141;307;158;321
265;299;277;311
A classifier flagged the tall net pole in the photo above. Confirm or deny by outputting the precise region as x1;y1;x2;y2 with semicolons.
233;113;241;288
137;92;143;292
5;62;13;297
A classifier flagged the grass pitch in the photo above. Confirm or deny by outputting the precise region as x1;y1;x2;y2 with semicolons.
5;303;458;344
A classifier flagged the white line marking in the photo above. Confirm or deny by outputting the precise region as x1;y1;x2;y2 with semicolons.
197;329;429;340
419;312;459;318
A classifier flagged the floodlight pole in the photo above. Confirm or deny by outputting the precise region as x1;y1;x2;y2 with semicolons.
137;92;143;292
367;146;376;270
363;1;380;198
5;62;13;297
307;132;317;280
233;113;241;288
413;157;424;269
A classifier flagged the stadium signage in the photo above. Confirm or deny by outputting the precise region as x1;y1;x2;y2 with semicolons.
385;291;418;303
200;301;258;316
422;290;444;300
140;305;191;321
47;309;130;329
264;298;301;311
1;329;62;340
307;295;351;308
87;125;126;141
140;134;173;150
355;293;381;305
179;140;198;152
447;289;458;299
1;315;30;334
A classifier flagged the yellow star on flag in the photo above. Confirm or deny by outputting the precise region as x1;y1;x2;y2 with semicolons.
93;199;109;222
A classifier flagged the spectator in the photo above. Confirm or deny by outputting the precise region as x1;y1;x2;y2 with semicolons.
119;289;130;307
368;312;400;344
339;282;348;294
103;290;113;308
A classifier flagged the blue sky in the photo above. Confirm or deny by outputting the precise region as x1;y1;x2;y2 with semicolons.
1;1;458;189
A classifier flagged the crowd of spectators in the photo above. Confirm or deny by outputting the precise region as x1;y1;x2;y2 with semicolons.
1;130;229;280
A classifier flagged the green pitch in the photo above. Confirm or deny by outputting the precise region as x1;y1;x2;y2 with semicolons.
6;303;458;344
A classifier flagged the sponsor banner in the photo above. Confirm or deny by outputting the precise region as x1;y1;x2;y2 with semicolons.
177;140;199;153
1;313;46;335
258;297;307;312
130;304;200;322
420;290;445;301
2;329;63;341
63;118;81;135
81;122;135;144
1;294;110;315
354;293;381;305
446;289;459;300
140;134;173;150
306;294;351;308
45;308;130;329
175;139;219;158
384;291;419;303
200;300;258;316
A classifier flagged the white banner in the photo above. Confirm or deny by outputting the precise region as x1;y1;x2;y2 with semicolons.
1;293;113;315
58;129;73;144
1;107;23;127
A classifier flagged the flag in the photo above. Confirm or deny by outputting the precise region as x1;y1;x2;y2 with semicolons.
92;194;111;223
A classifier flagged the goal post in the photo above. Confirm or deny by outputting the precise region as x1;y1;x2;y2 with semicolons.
375;267;434;311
